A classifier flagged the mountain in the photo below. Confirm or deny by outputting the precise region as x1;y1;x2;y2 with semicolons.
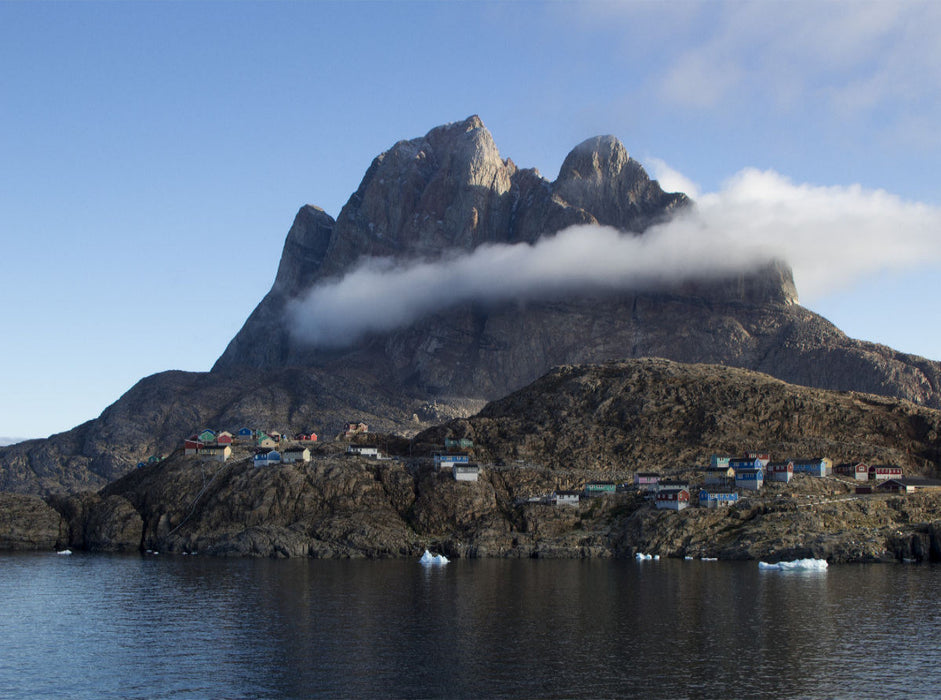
3;115;941;496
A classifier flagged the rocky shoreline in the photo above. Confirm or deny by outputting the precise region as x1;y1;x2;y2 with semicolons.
3;447;940;564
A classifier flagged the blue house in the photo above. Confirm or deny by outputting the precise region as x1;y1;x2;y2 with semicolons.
729;457;763;472
253;449;281;467
735;466;764;491
699;488;739;508
237;427;254;441
791;457;832;477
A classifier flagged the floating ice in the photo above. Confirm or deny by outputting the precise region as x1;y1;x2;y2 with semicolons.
635;553;654;560
701;557;718;561
759;558;828;571
56;549;72;556
420;550;449;566
684;556;694;560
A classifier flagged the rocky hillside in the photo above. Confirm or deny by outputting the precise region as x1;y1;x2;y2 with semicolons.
4;115;941;496
6;359;941;563
415;358;941;474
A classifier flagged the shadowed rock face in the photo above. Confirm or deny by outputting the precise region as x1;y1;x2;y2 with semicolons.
4;115;941;497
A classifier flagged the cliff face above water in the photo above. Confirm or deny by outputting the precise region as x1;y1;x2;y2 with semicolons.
4;116;941;497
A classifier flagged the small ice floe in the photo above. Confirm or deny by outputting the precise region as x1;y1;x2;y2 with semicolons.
56;549;72;556
758;558;828;571
145;550;159;556
635;552;657;560
701;557;718;561
419;549;449;566
684;556;694;560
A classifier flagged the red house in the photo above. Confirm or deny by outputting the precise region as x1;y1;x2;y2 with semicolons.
869;465;903;481
655;488;690;511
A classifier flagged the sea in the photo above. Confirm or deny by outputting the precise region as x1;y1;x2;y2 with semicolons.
1;553;939;699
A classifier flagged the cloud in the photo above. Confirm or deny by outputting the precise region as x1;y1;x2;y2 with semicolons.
287;167;941;348
647;1;941;121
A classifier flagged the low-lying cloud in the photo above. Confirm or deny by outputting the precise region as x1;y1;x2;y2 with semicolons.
287;168;941;348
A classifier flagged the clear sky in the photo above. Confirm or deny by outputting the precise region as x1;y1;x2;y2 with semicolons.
2;1;940;440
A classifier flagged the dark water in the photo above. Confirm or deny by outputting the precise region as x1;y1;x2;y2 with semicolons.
1;553;940;699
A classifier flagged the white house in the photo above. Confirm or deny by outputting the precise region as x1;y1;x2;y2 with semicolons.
281;446;311;464
454;464;480;482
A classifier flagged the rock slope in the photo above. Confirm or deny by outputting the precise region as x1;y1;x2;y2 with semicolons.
21;359;941;563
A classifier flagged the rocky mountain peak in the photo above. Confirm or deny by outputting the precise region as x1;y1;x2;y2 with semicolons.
554;135;684;231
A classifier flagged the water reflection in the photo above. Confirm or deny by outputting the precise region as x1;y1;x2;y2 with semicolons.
1;554;940;698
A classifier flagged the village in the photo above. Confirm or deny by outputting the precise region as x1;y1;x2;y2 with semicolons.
137;423;941;516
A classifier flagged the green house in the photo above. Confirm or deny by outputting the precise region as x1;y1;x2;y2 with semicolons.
584;482;617;497
445;437;474;449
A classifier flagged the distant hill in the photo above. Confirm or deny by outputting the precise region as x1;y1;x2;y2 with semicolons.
4;115;941;496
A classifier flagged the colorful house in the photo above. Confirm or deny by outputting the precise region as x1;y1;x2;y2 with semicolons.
256;433;277;449
835;463;870;481
294;432;318;442
237;427;255;442
281;446;311;464
554;491;580;507
634;472;661;489
347;445;380;457
767;461;794;483
710;455;732;469
704;465;736;486
869;465;903;481
147;455;161;464
745;452;771;468
791;457;832;477
253;450;281;467
434;453;470;470
729;457;764;472
197;429;217;444
584;482;617;497
201;445;231;462
345;422;369;437
735;466;764;491
453;464;480;482
184;437;201;456
444;437;474;450
656;488;690;511
699;487;739;509
216;431;233;445
137;461;147;469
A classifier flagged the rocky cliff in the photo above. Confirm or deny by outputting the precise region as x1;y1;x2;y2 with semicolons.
4;115;941;496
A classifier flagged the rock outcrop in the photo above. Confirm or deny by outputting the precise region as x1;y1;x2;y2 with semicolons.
0;493;65;550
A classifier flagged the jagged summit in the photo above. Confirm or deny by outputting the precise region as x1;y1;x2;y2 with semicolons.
213;116;698;373
208;117;939;417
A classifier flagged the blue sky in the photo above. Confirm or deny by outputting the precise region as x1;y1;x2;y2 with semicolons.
2;1;940;439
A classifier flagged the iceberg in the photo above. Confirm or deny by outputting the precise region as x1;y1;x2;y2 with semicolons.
56;549;72;556
419;549;449;566
759;558;828;571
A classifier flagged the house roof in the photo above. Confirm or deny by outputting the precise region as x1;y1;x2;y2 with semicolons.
878;478;941;488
